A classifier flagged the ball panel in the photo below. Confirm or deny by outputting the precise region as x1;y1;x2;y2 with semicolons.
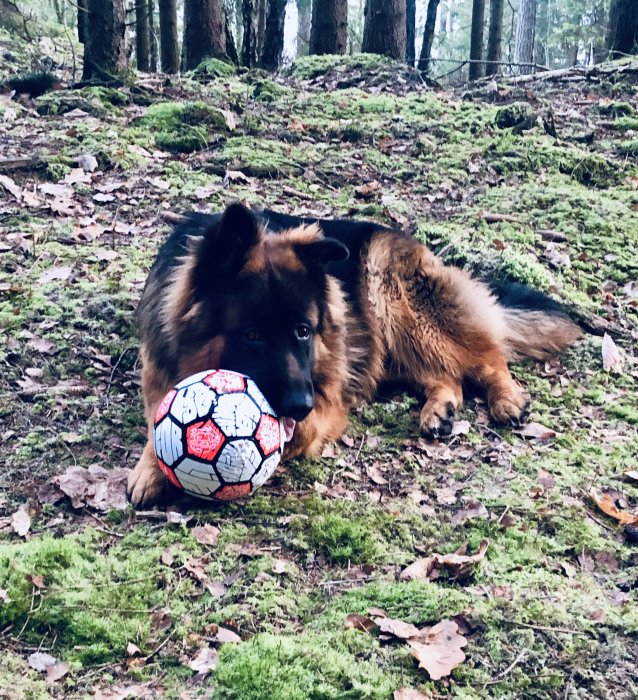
216;439;262;483
212;393;261;437
255;414;283;456
246;378;274;414
203;371;246;393
154;416;184;466
155;389;177;424
157;458;183;489
175;370;216;389
214;483;252;500
186;419;225;461
171;383;217;425
174;457;223;495
251;451;281;489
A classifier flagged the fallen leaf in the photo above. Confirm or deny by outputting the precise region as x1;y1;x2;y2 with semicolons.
214;626;241;643
366;464;388;485
77;153;99;172
191;524;220;546
0;588;11;605
127;642;142;657
602;333;624;373
28;337;58;355
272;559;288;574
376;617;420;640
399;557;435;582
345;613;376;632
624;470;638;483
46;661;69;683
590;489;638;525
28;651;57;672
48;465;130;511
451;500;488;525
451;420;471;436
216;108;237;130
0;174;22;201
407;619;467;680
517;422;557;441
184;558;225;597
11;504;30;537
355;181;381;199
161;548;175;566
188;646;218;674
394;689;430;700
37;266;73;284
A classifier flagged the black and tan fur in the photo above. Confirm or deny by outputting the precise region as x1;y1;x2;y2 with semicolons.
128;203;581;507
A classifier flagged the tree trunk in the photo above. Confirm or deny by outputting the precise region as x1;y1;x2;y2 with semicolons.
159;0;179;73
469;0;486;80
260;0;287;70
257;0;267;56
297;0;312;55
417;0;441;73
485;0;504;76
225;10;239;63
406;0;415;65
242;0;258;66
77;0;88;43
83;0;128;80
149;0;158;71
534;0;548;66
513;0;537;73
136;0;151;71
310;0;348;55
591;1;607;64
608;0;638;58
361;0;406;60
183;0;226;70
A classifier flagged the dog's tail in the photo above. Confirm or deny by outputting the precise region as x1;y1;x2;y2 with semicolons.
491;281;582;361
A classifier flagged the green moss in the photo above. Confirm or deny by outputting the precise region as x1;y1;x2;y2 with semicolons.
192;57;236;78
252;79;291;102
494;102;536;130
215;631;396;700
307;512;380;564
290;53;394;80
611;116;638;131
0;653;53;700
599;101;634;118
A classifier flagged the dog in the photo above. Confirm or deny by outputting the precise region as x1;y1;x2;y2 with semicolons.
127;202;581;506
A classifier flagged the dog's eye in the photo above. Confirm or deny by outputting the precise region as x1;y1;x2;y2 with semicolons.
295;324;311;340
244;329;262;342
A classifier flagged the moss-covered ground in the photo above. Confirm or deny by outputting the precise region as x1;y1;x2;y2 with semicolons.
1;46;637;698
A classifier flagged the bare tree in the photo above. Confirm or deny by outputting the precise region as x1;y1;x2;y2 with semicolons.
83;0;128;80
310;0;347;55
149;0;158;71
77;0;88;43
514;0;537;72
159;0;179;73
242;0;258;66
260;0;287;69
183;0;226;70
136;0;151;71
534;0;548;66
608;0;638;58
417;0;441;73
469;0;486;80
361;0;406;60
406;0;416;65
486;0;504;76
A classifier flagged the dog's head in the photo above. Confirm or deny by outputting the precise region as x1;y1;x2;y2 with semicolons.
177;203;348;431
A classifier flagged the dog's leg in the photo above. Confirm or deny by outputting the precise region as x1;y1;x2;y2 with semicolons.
473;350;530;425
127;350;175;507
418;375;464;439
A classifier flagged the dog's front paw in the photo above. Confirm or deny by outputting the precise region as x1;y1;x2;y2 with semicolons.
489;387;530;426
420;400;456;439
127;447;172;508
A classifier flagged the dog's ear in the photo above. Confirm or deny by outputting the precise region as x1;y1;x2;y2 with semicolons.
193;203;261;288
295;238;349;268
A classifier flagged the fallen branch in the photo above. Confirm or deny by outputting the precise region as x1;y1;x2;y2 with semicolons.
480;211;524;224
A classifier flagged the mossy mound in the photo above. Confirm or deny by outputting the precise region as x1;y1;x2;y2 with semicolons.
252;78;292;102
192;57;236;79
36;87;127;117
290;53;397;81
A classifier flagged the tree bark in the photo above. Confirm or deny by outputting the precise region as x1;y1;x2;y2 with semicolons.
417;0;441;73
183;0;226;70
149;0;158;71
260;0;287;70
297;0;312;55
513;0;537;73
405;0;416;65
225;10;239;63
469;0;486;80
533;0;548;66
136;0;151;71
310;0;348;55
361;0;406;60
83;0;128;80
485;0;504;76
158;0;179;73
77;0;88;43
242;0;258;66
257;0;267;56
608;0;638;58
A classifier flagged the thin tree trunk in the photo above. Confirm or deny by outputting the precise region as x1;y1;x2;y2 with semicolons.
136;0;151;71
608;0;638;58
77;0;88;43
417;0;441;73
297;0;312;55
361;0;406;60
485;0;504;76
469;0;486;80
406;0;416;65
242;0;258;66
260;0;287;70
83;0;128;80
310;0;348;55
257;0;267;58
159;0;179;73
513;0;537;73
225;10;239;63
591;1;606;64
534;0;548;66
149;0;158;71
183;0;226;70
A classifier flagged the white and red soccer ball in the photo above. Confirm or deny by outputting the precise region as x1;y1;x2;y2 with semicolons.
153;369;287;501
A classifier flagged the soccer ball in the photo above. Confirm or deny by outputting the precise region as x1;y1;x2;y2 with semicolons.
153;369;285;501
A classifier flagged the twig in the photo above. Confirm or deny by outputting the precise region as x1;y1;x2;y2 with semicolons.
144;626;177;661
484;648;528;686
504;619;587;636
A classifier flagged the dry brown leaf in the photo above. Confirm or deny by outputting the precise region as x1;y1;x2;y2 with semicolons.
46;661;70;683
451;500;488;525
11;504;31;537
451;420;471;436
407;619;467;680
0;174;22;201
216;108;237;130
48;465;130;511
28;337;58;355
37;266;73;285
214;626;241;643
394;689;430;700
399;557;435;582
517;422;557;441
376;617;421;640
191;524;220;546
345;613;376;632
590;488;638;525
602;333;624;373
188;646;218;674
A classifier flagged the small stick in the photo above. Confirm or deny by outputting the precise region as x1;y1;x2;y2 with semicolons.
484;648;528;686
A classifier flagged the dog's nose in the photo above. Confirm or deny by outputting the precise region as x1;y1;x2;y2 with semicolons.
281;391;313;421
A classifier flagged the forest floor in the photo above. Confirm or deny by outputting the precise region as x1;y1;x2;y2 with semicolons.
1;35;638;699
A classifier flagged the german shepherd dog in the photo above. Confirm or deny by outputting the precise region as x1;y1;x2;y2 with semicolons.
128;202;581;506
